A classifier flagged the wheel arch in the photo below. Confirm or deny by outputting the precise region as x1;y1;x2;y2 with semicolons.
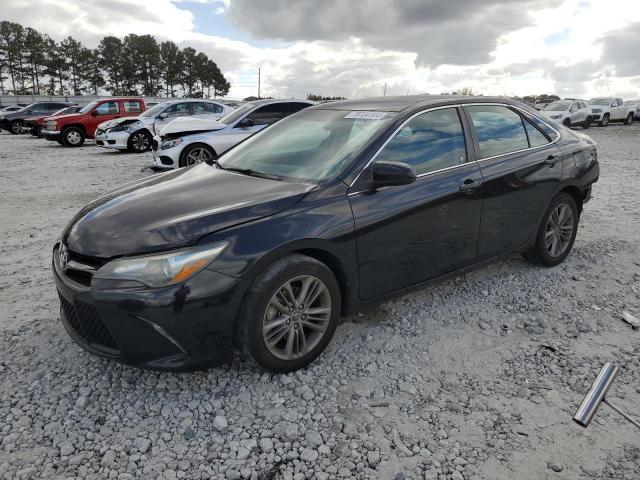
61;123;87;136
179;141;218;166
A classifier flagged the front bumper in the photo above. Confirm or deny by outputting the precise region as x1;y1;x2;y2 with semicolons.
95;130;129;150
52;242;248;370
43;130;61;141
152;140;179;169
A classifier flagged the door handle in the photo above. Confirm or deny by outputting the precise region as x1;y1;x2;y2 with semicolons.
546;155;558;167
459;178;482;194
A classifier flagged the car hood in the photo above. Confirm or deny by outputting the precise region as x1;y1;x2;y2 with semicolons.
160;117;227;137
49;112;84;122
98;116;143;130
63;165;315;258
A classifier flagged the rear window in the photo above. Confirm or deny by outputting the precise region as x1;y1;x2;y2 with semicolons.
466;105;529;158
123;101;142;113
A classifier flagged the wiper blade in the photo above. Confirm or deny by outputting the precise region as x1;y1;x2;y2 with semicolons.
218;165;282;181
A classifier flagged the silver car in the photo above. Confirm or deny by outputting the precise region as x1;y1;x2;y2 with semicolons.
151;99;314;169
95;100;235;153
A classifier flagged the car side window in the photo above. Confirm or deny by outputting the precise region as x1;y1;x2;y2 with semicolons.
611;99;618;107
466;105;530;158
523;118;550;148
374;108;466;176
288;102;311;115
617;98;623;106
244;104;288;126
164;103;190;117
124;101;142;113
194;103;222;114
95;102;119;115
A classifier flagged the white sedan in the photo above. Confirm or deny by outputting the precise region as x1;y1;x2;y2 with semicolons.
151;99;314;169
95;100;234;153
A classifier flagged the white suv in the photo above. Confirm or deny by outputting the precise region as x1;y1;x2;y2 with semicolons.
541;100;591;129
151;99;314;169
95;100;234;153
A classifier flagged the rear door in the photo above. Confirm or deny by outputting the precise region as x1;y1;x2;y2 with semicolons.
349;107;483;300
192;102;224;119
464;104;562;259
122;100;143;117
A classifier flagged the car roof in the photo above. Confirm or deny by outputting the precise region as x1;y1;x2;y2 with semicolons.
247;99;313;106
309;95;524;113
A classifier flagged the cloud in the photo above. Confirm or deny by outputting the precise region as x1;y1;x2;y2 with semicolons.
601;22;640;77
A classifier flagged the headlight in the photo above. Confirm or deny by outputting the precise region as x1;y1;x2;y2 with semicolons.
93;242;228;288
161;138;183;150
550;115;561;119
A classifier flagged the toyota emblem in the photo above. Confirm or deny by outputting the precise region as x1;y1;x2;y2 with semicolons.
59;244;69;270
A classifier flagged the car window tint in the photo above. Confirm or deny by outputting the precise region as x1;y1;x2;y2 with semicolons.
95;102;119;115
288;102;311;115
164;103;190;116
124;101;142;113
523;119;550;148
375;108;466;175
466;105;529;158
194;102;222;114
245;104;288;126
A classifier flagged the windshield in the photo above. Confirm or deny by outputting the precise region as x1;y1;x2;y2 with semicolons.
219;103;254;125
544;101;571;111
140;102;170;118
79;101;99;114
590;98;612;106
218;108;396;183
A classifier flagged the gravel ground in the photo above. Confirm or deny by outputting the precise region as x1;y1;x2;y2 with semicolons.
0;128;639;480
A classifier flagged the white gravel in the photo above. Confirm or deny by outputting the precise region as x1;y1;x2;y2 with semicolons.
0;127;639;479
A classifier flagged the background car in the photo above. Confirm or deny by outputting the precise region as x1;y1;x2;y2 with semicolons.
626;100;640;121
151;99;313;169
0;105;26;113
589;97;636;126
0;102;74;134
23;105;80;137
94;99;234;153
541;100;591;128
42;98;146;147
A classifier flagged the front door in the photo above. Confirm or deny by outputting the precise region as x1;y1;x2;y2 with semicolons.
88;101;121;137
349;107;483;300
463;104;563;259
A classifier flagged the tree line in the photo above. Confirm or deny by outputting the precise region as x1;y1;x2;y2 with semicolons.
0;20;231;98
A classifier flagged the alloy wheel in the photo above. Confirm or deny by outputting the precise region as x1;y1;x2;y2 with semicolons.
131;133;149;151
11;122;23;134
262;275;331;360
545;203;574;257
186;147;212;165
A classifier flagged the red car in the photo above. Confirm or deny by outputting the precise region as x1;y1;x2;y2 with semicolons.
42;98;146;147
24;106;80;137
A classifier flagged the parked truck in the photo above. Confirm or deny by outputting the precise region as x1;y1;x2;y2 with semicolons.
42;97;145;147
589;97;635;126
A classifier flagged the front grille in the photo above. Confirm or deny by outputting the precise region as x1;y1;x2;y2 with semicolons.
96;140;104;146
59;294;119;352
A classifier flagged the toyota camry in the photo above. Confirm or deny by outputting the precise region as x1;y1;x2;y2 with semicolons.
52;96;599;372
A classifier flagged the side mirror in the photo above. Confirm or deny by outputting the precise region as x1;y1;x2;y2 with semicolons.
370;161;417;189
238;118;255;128
90;110;98;116
158;112;168;120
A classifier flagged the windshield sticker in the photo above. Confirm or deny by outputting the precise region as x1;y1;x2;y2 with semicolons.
344;111;388;120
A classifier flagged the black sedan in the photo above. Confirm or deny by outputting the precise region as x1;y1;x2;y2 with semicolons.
52;96;599;372
0;102;74;134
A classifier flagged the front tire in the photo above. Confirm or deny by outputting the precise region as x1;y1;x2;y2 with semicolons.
562;118;571;128
238;254;341;372
624;113;633;125
127;129;152;153
525;193;579;267
582;116;591;129
178;143;216;168
599;114;609;127
61;127;85;147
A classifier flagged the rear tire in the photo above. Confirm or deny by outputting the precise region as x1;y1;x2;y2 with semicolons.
525;193;579;267
582;117;591;129
61;127;85;147
599;114;609;127
178;143;216;168
238;254;341;372
127;129;152;153
624;113;633;125
9;121;22;135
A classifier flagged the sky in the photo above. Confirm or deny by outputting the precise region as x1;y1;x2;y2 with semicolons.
2;0;640;100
